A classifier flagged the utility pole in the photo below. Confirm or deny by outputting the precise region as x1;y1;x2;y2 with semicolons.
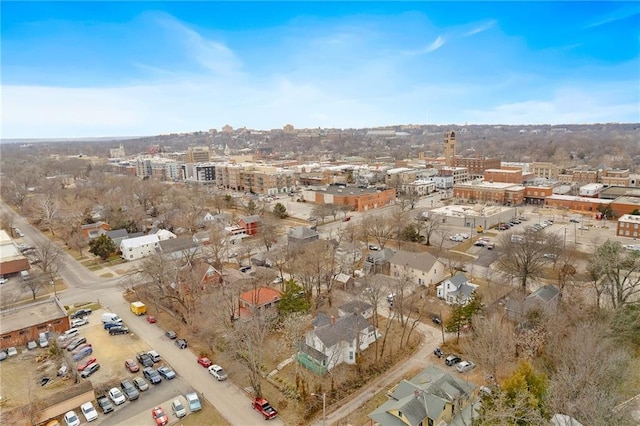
311;393;326;426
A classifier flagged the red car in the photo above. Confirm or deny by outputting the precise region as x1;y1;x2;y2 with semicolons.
151;406;168;426
77;357;97;371
343;216;352;222
146;315;157;324
252;397;278;420
197;357;213;368
125;358;140;373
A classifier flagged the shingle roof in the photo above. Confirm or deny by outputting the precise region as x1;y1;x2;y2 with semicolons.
447;273;468;287
239;215;262;224
313;313;372;348
390;250;438;272
159;237;198;254
106;229;128;239
528;284;560;303
338;300;372;316
239;287;282;307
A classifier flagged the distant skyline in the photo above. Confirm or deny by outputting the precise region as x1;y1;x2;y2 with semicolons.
2;2;639;138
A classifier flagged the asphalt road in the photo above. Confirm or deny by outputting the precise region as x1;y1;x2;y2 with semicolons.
0;201;284;426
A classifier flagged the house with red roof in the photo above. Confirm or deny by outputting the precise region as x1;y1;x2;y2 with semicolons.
236;286;282;320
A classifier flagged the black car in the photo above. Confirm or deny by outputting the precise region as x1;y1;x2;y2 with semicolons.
71;309;92;319
175;339;188;349
120;379;140;400
80;362;100;378
97;395;114;414
143;367;162;384
103;322;122;330
445;355;462;366
165;330;177;340
109;326;129;335
434;347;444;358
431;316;442;325
136;352;154;368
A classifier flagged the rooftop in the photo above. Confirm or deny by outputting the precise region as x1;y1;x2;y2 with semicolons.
317;186;388;196
0;298;67;334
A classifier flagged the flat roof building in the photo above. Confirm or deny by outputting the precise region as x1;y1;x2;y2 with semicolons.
0;298;70;348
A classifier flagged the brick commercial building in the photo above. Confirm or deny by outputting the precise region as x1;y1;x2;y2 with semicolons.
0;298;70;348
0;230;30;276
302;186;396;212
454;181;525;206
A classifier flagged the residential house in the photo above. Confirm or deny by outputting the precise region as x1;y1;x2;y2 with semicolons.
191;263;223;287
238;215;262;236
505;284;560;322
332;273;354;291
152;228;177;241
236;286;282;320
389;250;445;288
198;211;232;228
192;231;210;245
159;237;200;261
369;365;478;426
364;248;396;275
120;235;160;261
436;273;479;305
105;229;129;247
334;240;362;274
298;312;380;374
338;300;373;319
287;226;319;247
81;221;111;239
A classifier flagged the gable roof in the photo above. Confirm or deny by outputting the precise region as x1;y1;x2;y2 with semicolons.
366;247;396;264
159;236;199;254
390;250;439;272
338;300;372;316
528;284;560;303
313;313;372;348
445;273;468;287
105;229;128;239
238;215;262;224
239;287;282;306
313;312;332;328
448;282;477;300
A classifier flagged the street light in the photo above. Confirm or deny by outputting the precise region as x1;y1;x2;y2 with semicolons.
311;392;326;426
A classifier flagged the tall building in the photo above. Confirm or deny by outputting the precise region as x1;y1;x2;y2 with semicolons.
186;146;211;163
443;131;456;167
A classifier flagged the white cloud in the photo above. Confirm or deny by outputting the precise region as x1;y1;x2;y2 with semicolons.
462;20;496;37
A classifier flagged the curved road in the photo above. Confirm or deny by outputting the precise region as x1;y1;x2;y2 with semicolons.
0;201;283;426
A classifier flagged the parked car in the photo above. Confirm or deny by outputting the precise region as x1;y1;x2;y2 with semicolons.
570;218;580;223
252;397;278;420
109;326;129;335
151;406;168;426
80;362;100;378
7;347;18;357
147;350;161;363
108;387;126;405
165;330;177;339
136;352;154;367
80;401;98;422
77;357;97;372
431;316;442;325
133;376;149;391
0;277;7;285
343;216;352;222
63;410;80;426
71;318;88;328
456;360;476;373
120;379;140;400
434;347;444;358
185;392;202;412
66;337;87;351
171;399;187;418
96;395;114;414
58;328;80;342
197;357;213;368
445;355;462;366
103;322;122;330
72;343;92;355
125;358;140;372
208;364;228;381
143;367;162;384
175;339;188;349
158;366;176;380
146;315;157;324
0;350;7;361
72;346;93;362
71;309;92;319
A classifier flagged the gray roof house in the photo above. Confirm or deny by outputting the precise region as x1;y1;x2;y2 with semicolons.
105;229;129;247
369;365;478;426
287;226;319;247
159;237;200;260
505;284;560;322
298;313;380;374
436;273;479;305
364;248;396;275
389;250;446;288
338;301;373;319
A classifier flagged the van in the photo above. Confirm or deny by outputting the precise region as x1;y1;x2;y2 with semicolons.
39;332;49;348
58;328;80;341
101;313;122;324
147;350;161;363
21;270;30;280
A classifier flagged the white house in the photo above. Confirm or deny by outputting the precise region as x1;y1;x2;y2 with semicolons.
152;229;177;241
120;235;160;261
389;250;446;288
436;273;479;305
299;313;380;373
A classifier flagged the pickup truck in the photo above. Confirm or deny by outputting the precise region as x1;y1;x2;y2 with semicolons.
252;397;278;420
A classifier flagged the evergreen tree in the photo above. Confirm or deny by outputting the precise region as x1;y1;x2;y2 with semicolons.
89;234;116;260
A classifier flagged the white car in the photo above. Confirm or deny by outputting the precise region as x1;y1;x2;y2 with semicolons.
171;399;187;418
0;277;8;285
71;318;89;327
456;360;476;373
80;401;99;422
449;234;464;242
208;364;228;381
108;387;126;405
63;410;81;426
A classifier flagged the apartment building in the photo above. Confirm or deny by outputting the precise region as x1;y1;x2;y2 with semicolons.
454;181;525;205
182;163;216;184
438;166;469;185
531;162;560;180
453;157;501;177
186;146;211;163
616;214;640;238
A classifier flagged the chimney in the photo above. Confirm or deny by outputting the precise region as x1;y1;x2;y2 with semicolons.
330;315;335;325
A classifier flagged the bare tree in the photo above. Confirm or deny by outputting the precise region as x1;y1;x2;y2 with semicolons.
495;229;551;293
31;240;63;284
259;217;279;252
462;312;515;379
363;216;394;249
419;213;443;246
590;240;640;309
22;274;45;300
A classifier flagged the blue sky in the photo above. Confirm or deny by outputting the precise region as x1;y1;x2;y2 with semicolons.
2;1;639;138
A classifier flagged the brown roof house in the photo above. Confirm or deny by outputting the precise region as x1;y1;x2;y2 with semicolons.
81;221;111;239
236;286;282;321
